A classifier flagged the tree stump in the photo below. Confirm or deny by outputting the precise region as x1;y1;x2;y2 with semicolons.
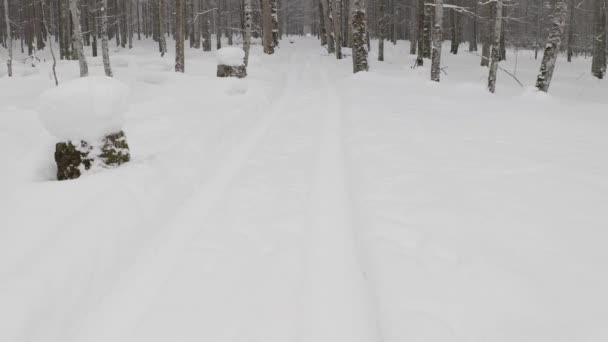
55;131;130;181
217;64;247;78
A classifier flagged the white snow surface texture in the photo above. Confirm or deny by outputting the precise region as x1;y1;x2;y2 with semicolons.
1;37;608;342
38;76;129;141
216;47;246;66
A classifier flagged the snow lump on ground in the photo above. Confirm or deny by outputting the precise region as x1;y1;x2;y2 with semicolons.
38;76;130;142
216;47;245;66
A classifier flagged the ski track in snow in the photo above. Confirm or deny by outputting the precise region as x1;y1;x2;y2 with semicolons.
73;40;380;342
2;37;608;342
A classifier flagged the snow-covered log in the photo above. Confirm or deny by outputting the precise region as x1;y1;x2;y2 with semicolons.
38;77;131;180
217;47;247;78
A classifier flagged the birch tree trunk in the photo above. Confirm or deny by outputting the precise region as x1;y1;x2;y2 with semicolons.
535;0;568;92
591;0;607;78
175;0;185;72
202;0;212;51
351;0;369;73
69;0;89;77
243;0;253;65
488;1;502;93
158;0;167;56
3;0;12;77
271;0;279;47
101;0;113;76
430;0;443;82
422;1;431;58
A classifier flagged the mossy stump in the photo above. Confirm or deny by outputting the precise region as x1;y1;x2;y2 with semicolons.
55;131;130;181
217;64;247;78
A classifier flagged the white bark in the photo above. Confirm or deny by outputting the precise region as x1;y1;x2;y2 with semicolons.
488;1;503;93
243;0;253;65
69;0;89;77
101;0;113;77
430;0;443;82
535;0;568;92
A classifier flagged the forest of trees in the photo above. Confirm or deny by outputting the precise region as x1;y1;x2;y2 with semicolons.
1;0;607;92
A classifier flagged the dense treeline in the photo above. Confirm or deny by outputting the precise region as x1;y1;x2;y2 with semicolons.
1;0;606;91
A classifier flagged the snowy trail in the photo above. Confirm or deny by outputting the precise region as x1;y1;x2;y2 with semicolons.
73;49;303;342
76;39;381;342
304;59;380;342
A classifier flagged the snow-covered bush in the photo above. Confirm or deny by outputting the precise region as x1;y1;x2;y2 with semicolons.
38;76;131;180
216;47;247;79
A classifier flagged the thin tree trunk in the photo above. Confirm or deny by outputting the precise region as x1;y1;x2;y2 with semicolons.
158;0;167;56
69;0;89;77
566;0;575;62
378;0;386;61
591;0;607;78
334;0;342;59
101;0;113;76
202;0;212;51
215;0;221;49
175;0;185;72
430;0;443;81
3;0;12;77
271;0;279;47
469;0;477;52
416;0;425;65
488;1;502;93
535;0;568;92
244;0;252;65
193;0;201;48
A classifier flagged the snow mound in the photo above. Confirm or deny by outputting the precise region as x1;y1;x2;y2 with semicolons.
38;76;130;141
217;47;245;66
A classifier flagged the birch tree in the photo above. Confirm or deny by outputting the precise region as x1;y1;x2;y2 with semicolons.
244;0;253;65
535;0;568;92
487;1;503;93
351;0;369;73
69;0;89;77
430;0;443;82
101;0;113;76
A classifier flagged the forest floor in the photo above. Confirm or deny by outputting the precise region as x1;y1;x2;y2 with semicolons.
1;37;608;342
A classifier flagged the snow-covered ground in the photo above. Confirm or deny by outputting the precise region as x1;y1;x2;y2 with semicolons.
1;37;607;342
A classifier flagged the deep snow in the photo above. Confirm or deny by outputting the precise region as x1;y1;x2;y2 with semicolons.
1;37;607;342
38;76;130;141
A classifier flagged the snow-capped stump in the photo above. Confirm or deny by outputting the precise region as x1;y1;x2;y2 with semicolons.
216;47;247;78
38;76;131;181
